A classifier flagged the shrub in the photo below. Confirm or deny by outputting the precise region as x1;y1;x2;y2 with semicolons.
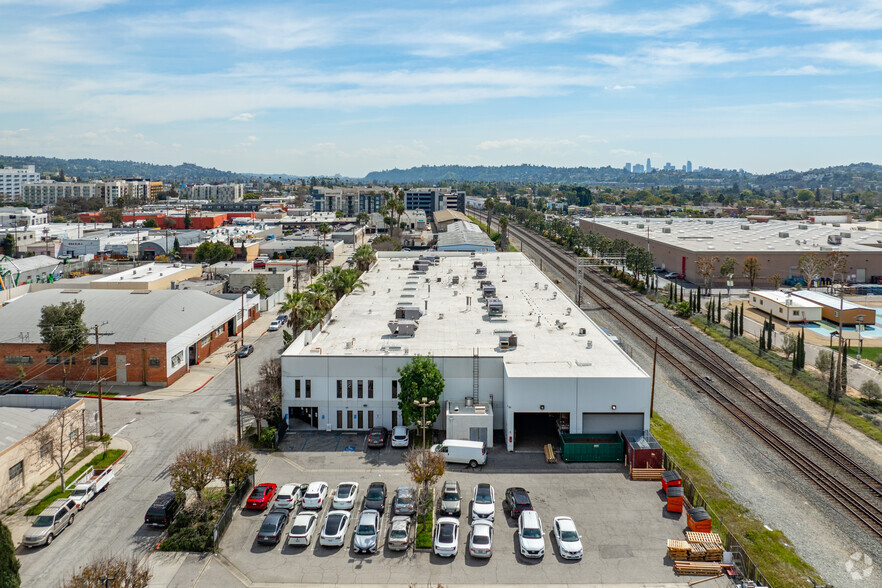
159;511;214;552
258;427;277;448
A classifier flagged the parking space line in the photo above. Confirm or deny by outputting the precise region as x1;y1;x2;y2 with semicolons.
299;432;312;452
277;456;306;472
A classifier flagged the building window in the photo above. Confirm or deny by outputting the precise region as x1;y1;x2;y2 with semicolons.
8;461;23;490
215;326;224;337
347;380;353;399
392;380;398;399
148;357;160;367
295;380;301;398
69;428;80;445
368;380;374;399
47;356;61;365
336;380;343;398
64;357;76;366
90;356;109;366
40;441;52;460
357;380;364;399
4;356;33;365
171;351;184;368
337;411;343;428
834;311;839;318
201;334;211;346
305;380;311;399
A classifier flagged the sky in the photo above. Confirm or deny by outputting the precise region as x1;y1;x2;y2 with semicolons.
1;0;881;177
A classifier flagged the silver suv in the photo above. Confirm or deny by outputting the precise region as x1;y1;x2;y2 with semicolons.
23;497;77;547
439;480;461;517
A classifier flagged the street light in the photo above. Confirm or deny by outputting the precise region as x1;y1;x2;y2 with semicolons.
413;397;435;449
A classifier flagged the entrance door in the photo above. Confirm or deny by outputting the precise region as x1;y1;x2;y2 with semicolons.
116;355;127;384
188;345;197;366
392;411;398;427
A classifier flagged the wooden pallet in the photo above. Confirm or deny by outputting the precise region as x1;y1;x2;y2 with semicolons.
674;561;725;576
685;532;722;546
630;467;665;481
544;444;557;464
666;539;691;560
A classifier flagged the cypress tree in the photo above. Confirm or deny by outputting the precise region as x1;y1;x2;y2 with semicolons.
0;520;20;588
706;299;713;325
680;284;684;302
717;293;722;323
841;341;849;393
740;303;745;335
697;288;701;309
729;315;734;339
827;351;836;397
767;320;773;350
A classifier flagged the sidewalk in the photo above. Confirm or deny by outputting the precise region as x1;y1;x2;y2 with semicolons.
5;436;132;545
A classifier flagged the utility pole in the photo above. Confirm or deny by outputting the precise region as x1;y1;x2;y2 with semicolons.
413;396;435;448
650;337;658;420
234;340;242;444
91;324;114;437
240;287;251;347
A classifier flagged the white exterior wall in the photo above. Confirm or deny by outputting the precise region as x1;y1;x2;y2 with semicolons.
0;166;40;198
749;293;823;322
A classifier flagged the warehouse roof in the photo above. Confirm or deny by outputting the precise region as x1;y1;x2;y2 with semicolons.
0;288;236;344
791;290;874;311
437;221;496;250
0;255;61;273
284;252;647;379
433;209;471;225
91;262;197;284
0;396;82;453
582;217;882;254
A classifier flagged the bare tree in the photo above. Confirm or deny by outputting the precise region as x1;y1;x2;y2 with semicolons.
743;257;761;289
63;555;150;588
695;255;719;294
168;447;215;507
403;449;445;531
258;357;282;398
798;252;826;289
769;274;782;290
241;384;281;441
210;438;256;492
33;406;85;490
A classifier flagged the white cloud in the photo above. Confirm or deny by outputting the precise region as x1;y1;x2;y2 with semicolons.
766;65;832;75
564;4;715;37
604;84;635;91
230;112;255;122
476;138;577;151
810;41;882;68
787;7;882;30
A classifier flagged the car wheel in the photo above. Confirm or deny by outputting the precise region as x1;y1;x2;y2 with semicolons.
468;459;478;468
46;534;53;545
68;514;74;526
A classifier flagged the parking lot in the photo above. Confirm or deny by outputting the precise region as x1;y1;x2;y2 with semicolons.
218;432;728;586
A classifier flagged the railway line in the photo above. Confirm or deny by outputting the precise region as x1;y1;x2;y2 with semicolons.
475;210;882;539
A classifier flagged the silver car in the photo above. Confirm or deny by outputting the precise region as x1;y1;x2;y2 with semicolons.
387;516;412;551
22;498;77;547
393;486;416;516
353;509;382;554
275;483;303;510
468;520;494;558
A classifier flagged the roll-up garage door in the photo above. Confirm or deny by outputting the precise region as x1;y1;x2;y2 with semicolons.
582;412;644;434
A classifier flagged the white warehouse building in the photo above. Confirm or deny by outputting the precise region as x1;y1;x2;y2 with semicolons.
281;252;650;452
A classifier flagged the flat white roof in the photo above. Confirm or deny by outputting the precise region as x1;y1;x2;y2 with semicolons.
92;262;196;284
791;290;874;311
284;252;648;379
749;290;822;308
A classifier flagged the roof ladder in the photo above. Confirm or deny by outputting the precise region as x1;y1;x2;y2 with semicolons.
472;348;479;402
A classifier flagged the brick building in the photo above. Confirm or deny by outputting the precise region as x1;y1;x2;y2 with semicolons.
0;288;259;387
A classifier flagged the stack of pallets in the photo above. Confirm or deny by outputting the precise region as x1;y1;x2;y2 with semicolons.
543;444;557;464
666;539;691;560
630;466;665;481
685;532;723;562
673;561;725;576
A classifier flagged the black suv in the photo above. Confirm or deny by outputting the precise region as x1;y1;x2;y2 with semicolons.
144;492;181;528
503;487;532;518
364;482;387;514
366;427;388;449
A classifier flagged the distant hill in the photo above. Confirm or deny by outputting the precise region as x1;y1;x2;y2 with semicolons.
0;155;246;183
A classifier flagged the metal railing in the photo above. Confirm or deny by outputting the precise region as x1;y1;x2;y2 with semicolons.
662;454;771;587
212;474;254;549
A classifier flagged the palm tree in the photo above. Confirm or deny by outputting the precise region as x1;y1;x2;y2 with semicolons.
352;244;377;272
484;197;495;228
392;198;405;239
306;281;336;314
321;266;368;299
318;222;332;271
499;215;509;251
281;291;311;335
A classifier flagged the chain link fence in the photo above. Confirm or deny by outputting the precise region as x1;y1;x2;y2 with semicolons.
212;474;254;549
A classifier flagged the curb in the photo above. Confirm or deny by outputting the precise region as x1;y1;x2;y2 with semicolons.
193;376;214;393
81;395;145;401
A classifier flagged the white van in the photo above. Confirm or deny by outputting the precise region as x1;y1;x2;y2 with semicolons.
431;439;487;468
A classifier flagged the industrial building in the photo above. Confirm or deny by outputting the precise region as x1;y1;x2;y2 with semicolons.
581;217;882;288
791;290;876;326
0;288;259;386
436;221;496;253
281;252;650;451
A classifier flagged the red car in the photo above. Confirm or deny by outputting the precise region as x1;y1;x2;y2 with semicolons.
245;483;278;510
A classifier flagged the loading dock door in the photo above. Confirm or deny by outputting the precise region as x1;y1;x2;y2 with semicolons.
582;412;644;434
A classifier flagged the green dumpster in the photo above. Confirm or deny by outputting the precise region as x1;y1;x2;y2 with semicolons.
559;433;624;463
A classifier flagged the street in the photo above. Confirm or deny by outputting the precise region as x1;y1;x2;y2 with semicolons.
16;324;286;587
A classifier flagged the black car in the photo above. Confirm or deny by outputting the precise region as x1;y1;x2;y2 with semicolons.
1;381;39;395
503;487;533;518
364;482;387;514
237;344;255;358
144;492;181;528
366;427;388;449
256;509;290;544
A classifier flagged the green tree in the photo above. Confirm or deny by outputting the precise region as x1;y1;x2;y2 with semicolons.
193;241;235;265
168;446;215;508
38;299;89;385
356;212;370;227
143;217;159;228
184;212;192;229
281;291;311;336
251;274;268;298
397;356;444;428
352;244;377;272
210;438;256;492
171;237;181;261
719;256;735;281
859;379;881;402
781;333;798;360
404;449;445;531
484;197;495;228
1;233;16;256
743;256;761;289
102;207;123;227
498;215;509;251
335;210;344;218
321;266;366;299
305;281;336;315
0;520;20;588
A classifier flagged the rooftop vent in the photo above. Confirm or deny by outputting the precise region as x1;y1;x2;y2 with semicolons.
662;227;671;233
779;232;789;238
798;224;808;229
741;225;750;230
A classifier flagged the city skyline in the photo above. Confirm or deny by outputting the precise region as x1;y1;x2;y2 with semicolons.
1;0;881;177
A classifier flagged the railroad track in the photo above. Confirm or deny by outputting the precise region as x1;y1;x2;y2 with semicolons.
474;209;882;538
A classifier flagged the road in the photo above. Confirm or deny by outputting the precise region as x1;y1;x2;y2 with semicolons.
17;327;286;587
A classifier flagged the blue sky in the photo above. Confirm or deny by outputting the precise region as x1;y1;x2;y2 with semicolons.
1;0;880;176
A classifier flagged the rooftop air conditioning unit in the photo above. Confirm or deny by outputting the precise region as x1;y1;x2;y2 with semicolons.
741;225;750;230
779;232;789;238
636;223;644;229
798;224;808;229
840;232;851;238
665;219;673;224
662;228;671;233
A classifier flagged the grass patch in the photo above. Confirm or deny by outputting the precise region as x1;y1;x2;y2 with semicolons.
652;415;821;587
688;317;882;444
415;490;434;549
25;449;124;516
75;391;119;397
835;344;882;364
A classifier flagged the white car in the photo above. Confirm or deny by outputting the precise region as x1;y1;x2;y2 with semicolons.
353;509;382;554
471;483;495;522
275;483;303;510
301;481;329;509
319;510;351;547
390;425;409;448
468;520;494;558
332;482;359;510
287;512;318;546
552;516;583;560
433;517;460;557
268;319;283;331
518;510;545;559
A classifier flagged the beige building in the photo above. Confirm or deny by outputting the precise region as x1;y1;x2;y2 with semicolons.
90;262;202;290
0;396;87;511
229;267;294;295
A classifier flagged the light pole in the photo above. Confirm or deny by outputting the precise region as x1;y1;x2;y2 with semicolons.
413;397;435;449
240;286;252;347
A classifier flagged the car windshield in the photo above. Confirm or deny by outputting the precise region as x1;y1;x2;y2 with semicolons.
439;525;455;542
473;534;490;545
72;488;88;497
338;485;353;498
522;527;541;539
325;515;342;533
561;530;579;542
443;492;459;501
367;489;383;500
475;489;492;503
356;523;375;535
33;516;53;527
390;529;407;539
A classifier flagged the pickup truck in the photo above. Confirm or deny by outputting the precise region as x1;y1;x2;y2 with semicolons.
68;466;114;510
